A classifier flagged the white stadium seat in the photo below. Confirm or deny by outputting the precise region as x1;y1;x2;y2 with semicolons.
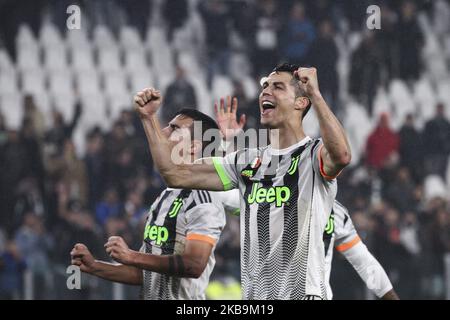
98;47;122;73
71;46;95;72
124;49;148;73
17;45;40;72
39;22;63;48
119;26;142;50
128;69;154;93
75;70;100;95
43;44;67;72
79;92;107;130
21;69;46;97
0;69;19;95
0;93;23;130
103;71;128;96
211;75;233;101
48;70;74;96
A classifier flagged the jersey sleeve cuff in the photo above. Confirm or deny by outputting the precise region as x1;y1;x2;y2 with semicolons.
186;233;217;246
212;157;234;191
335;235;361;252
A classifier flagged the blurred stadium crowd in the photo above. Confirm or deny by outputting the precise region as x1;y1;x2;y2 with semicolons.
0;0;450;299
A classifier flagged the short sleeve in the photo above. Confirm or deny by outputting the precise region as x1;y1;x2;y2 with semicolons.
185;203;226;247
333;202;361;252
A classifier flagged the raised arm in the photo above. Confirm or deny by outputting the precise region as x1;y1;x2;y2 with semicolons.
295;68;351;178
104;236;213;279
134;87;224;191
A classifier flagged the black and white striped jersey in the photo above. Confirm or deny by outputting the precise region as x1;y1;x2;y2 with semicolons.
141;188;226;300
212;136;337;300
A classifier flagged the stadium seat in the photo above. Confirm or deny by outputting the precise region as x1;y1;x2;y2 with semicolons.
21;69;46;97
70;45;95;72
423;174;448;201
16;24;37;49
343;101;373;166
93;24;117;50
388;79;416;130
211;75;234;102
414;77;437;125
17;45;40;72
39;22;63;48
103;70;128;97
0;68;18;95
43;44;68;72
0;49;14;72
128;69;154;93
75;70;100;95
0;93;23;130
119;26;142;51
123;49;148;73
48;70;74;96
106;92;132;125
98;47;122;73
66;28;90;51
79;92;107;130
146;27;175;77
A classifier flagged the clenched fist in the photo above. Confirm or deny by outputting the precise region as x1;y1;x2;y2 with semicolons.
293;67;321;99
104;236;135;265
134;87;163;118
71;243;97;273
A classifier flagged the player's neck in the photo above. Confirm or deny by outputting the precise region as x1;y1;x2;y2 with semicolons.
270;126;306;150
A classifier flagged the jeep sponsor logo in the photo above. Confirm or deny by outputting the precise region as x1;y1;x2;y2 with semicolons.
247;183;291;207
144;225;169;245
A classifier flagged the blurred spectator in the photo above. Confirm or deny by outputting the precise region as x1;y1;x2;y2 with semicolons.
44;103;82;156
250;0;281;78
308;20;338;112
349;32;383;116
384;167;418;214
163;0;188;43
161;66;198;124
423;103;450;178
84;129;106;210
46;139;88;206
281;2;316;65
0;130;29;232
421;208;450;299
22;95;46;140
14;212;53;299
395;1;424;81
365;113;399;170
95;188;123;226
398;114;424;182
198;0;231;87
123;191;147;229
12;177;45;231
0;240;26;300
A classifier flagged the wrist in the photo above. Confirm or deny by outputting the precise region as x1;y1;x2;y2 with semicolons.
309;91;324;104
126;250;139;266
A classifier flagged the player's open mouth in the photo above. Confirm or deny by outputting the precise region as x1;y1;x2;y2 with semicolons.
261;101;276;116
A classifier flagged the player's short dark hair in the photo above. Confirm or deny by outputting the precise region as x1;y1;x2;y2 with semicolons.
174;108;220;152
273;63;312;120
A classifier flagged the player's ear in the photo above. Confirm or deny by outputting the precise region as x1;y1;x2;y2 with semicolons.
190;140;203;157
294;96;309;111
